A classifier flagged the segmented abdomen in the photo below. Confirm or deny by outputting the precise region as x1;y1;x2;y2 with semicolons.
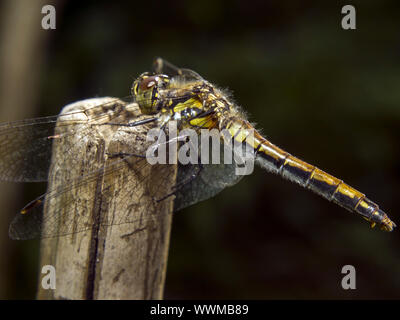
223;117;396;231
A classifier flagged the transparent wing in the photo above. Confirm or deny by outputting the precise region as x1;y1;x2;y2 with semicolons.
8;120;244;240
0;91;204;183
9;153;177;240
9;159;243;240
174;162;244;212
8;103;179;240
153;57;204;81
173;116;245;210
0;116;59;182
0;97;131;182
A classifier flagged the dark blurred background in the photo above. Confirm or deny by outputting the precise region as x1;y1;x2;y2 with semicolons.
0;0;399;299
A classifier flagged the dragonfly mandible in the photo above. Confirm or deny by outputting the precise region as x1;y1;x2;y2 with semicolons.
0;58;395;239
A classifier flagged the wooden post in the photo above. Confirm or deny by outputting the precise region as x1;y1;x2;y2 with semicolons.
37;98;176;299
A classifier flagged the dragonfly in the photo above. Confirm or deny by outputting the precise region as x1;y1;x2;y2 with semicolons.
0;58;395;240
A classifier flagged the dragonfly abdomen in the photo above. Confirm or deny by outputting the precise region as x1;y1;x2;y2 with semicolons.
263;148;395;231
279;156;394;230
223;117;395;231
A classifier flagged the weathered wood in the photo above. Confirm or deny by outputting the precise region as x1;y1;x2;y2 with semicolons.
37;98;176;299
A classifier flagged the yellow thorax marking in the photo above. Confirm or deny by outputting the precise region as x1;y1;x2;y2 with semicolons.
172;97;202;113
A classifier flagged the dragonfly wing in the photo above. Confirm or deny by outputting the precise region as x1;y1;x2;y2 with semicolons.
174;162;244;212
9;156;177;240
8;194;45;239
0;117;57;182
172;129;245;211
9;99;177;240
153;57;204;81
0;97;130;182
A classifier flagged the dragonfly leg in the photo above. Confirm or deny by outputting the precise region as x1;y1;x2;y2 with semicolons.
103;117;158;127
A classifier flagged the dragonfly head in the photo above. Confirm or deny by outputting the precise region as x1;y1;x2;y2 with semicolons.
132;72;170;114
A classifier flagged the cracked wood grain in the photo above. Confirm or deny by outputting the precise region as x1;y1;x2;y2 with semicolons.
36;97;176;299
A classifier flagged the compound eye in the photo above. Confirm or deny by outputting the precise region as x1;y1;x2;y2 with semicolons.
139;76;158;91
